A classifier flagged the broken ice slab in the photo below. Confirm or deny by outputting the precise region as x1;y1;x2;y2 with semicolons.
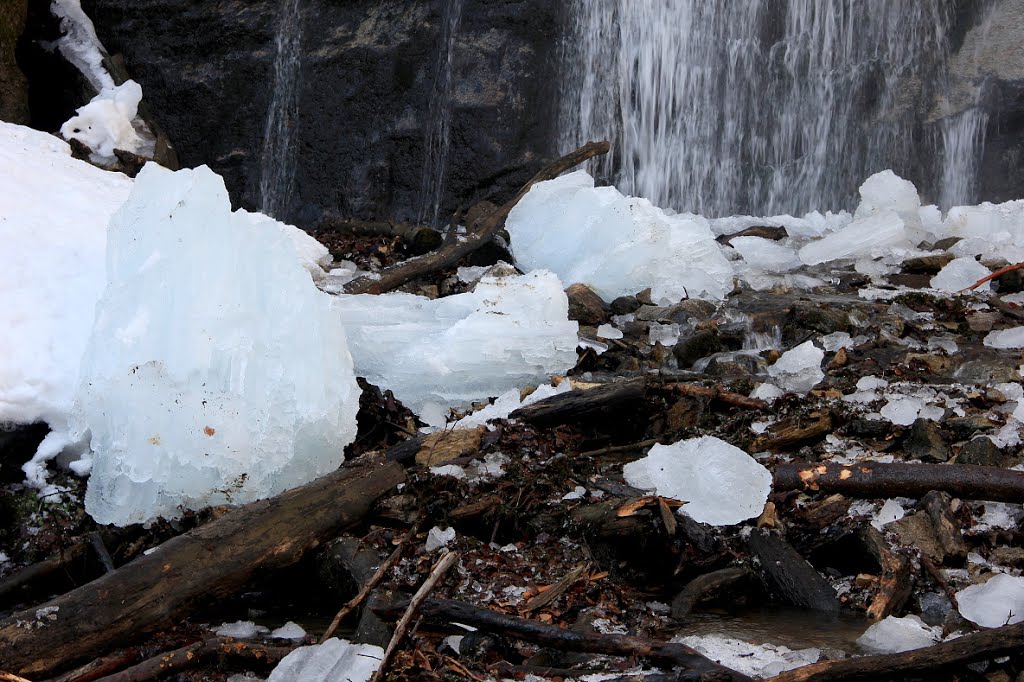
766;341;824;395
955;573;1024;628
622;436;771;526
729;236;800;273
70;164;360;526
984;327;1024;349
505;170;734;304
945;200;1024;263
798;211;908;265
856;615;940;653
930;256;991;293
267;638;383;682
334;270;579;423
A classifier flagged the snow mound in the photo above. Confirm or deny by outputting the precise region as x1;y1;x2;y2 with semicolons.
856;615;940;653
69;164;359;526
505;170;733;304
956;573;1024;628
268;638;383;682
60;80;144;159
622;436;771;526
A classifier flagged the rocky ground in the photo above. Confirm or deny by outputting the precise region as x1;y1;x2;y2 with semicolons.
2;229;1024;681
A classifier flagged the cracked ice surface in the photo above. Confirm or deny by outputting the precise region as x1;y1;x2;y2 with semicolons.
70;164;360;526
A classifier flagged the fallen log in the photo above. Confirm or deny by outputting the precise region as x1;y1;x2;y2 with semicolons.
0;460;405;677
372;597;755;681
767;621;1024;682
344;140;610;295
774;461;1024;502
746;530;838;613
92;637;295;682
510;379;646;428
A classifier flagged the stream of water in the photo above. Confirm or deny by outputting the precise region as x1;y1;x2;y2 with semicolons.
259;0;303;220
560;1;986;216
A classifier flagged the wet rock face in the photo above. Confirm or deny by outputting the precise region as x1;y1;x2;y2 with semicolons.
81;0;560;227
0;0;29;124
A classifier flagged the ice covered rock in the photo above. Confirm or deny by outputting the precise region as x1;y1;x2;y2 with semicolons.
767;341;824;395
856;615;940;653
271;622;307;640
729;236;800;273
984;327;1024;349
267;638;382;682
930;257;991;293
50;0;115;91
821;332;853;352
60;80;144;160
334;270;578;421
956;573;1024;627
622;436;771;526
505;170;733;303
69;164;359;526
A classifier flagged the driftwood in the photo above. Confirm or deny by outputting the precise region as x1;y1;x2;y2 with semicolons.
91;637;295;682
510;380;646;428
746;530;838;613
858;527;911;621
767;621;1024;682
774;461;1024;502
372;597;755;682
344;141;610;295
0;460;405;677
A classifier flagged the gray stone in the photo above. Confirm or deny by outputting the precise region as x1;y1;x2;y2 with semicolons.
903;418;951;462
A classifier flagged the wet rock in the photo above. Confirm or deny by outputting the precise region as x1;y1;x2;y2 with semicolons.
887;273;933;289
788;301;850;337
666;397;703;431
716;225;787;245
747;529;838;613
0;0;29;124
932;237;963;251
967;311;1001;332
890;512;948;562
673;330;724;368
565;283;609;325
609;295;639;315
670;299;718;321
902;253;954;274
409;227;443;255
989;546;1024;567
953;359;1023;384
956;436;1008;467
634;304;670;322
902;418;951;462
844;418;895;440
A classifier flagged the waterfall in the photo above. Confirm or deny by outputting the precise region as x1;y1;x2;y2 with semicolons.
418;0;464;228
939;108;988;209
259;0;303;219
561;1;969;216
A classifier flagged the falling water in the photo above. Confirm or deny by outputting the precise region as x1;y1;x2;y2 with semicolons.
259;0;303;219
939;108;988;209
561;1;970;216
418;0;464;228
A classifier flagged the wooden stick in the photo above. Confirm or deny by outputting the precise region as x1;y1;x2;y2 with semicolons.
0;460;405;677
959;260;1024;292
774;461;1024;502
767;622;1024;682
319;522;420;643
369;551;459;682
344;141;610;295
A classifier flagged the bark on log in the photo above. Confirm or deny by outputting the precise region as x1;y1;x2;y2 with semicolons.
510;380;645;429
767;621;1024;682
372;597;755;681
774;461;1024;502
0;460;405;677
746;531;838;613
344;141;610;295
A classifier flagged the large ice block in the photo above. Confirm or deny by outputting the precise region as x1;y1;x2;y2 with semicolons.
505;171;733;304
334;270;579;421
956;573;1024;628
70;164;359;526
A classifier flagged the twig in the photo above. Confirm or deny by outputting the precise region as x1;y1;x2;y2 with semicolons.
320;523;420;643
369;551;459;682
87;532;115;574
959;260;1024;292
344;141;610;295
2;672;35;682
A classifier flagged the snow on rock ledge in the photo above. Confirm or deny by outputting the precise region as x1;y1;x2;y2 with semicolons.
623;436;771;526
69;164;359;526
505;170;733;304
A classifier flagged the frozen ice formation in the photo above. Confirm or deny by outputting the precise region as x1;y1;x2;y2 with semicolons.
730;236;800;273
425;526;456;551
505;170;734;304
69;164;360;526
622;436;771;526
271;622;307;640
856;615;940;653
334;270;578;421
215;621;262;639
984;327;1024;349
267;638;383;682
946;200;1024;263
956;573;1024;628
674;634;819;677
50;0;115;91
880;396;927;426
448;381;571;431
60;80;145;160
930;256;991;293
871;499;906;530
767;341;824;395
798;211;908;265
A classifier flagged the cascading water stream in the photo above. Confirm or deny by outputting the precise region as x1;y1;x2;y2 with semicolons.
259;0;303;220
561;1;986;216
418;0;464;228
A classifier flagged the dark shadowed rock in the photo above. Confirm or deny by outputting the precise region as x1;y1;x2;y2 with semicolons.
565;283;609;325
903;418;951;462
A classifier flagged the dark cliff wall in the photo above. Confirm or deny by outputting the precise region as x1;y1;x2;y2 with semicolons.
80;0;562;227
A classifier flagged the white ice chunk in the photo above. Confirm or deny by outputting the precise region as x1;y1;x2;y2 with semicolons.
69;164;359;526
271;622;307;640
216;621;260;639
880;396;925;426
927;336;959;354
856;615;940;653
448;381;571;431
648;322;680;346
562;485;587;500
930;257;991;293
505;170;734;303
854;170;922;228
426;526;456;552
984;327;1024;349
857;376;889;391
60;80;144;159
956;574;1024;628
798;211;907;265
267;638;383;682
821;332;853;352
872;498;906;530
596;323;623;339
730;236;800;273
335;271;578;418
622;436;771;526
750;382;784;402
673;634;819;678
946;200;1024;246
767;341;824;394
